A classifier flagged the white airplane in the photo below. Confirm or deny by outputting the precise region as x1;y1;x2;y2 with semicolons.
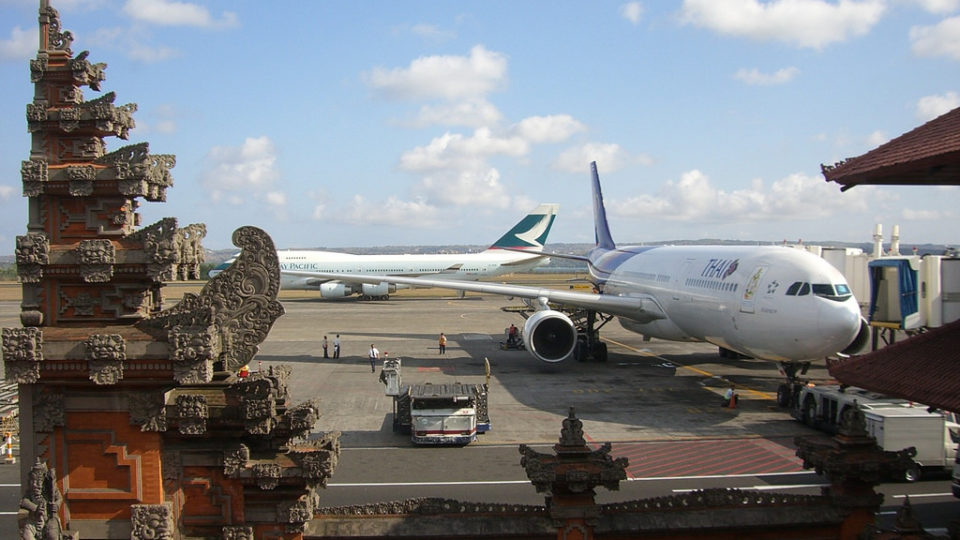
285;162;870;404
209;203;559;300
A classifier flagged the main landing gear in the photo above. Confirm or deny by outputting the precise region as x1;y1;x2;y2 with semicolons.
570;309;613;362
775;361;811;408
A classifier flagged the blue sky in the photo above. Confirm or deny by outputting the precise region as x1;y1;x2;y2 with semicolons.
1;0;959;254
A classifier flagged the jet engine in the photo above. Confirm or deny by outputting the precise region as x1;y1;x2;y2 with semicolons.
522;310;577;363
319;282;354;298
841;317;871;355
361;283;395;297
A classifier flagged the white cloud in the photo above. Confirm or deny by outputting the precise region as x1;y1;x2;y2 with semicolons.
400;128;528;172
409;23;456;41
606;170;869;223
123;0;239;28
0;185;15;201
554;143;648;173
866;130;888;147
902;208;950;220
511;115;586;143
200;136;280;203
621;2;645;24
365;45;508;101
344;195;441;227
733;66;799;85
265;191;286;207
910;16;960;60
0;26;34;62
916;92;960;120
680;0;885;49
416;166;512;209
906;0;960;14
411;99;503;128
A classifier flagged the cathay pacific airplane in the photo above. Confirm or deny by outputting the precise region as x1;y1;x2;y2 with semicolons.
209;203;558;300
286;163;870;404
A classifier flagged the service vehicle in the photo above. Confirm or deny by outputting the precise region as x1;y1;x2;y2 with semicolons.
863;407;959;482
393;382;490;445
793;384;959;481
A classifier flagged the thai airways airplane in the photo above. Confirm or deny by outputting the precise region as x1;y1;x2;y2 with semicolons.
285;162;870;403
209;203;559;300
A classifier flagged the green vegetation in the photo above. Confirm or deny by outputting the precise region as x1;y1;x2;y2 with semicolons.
0;264;18;281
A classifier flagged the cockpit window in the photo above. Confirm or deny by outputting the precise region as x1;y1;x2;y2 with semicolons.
812;283;853;301
798;283;810;296
786;282;802;296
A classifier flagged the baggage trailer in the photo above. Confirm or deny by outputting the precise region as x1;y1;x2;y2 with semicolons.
393;382;490;445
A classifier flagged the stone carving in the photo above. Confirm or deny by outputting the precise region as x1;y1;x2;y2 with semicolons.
68;50;105;91
519;407;628;496
280;493;313;530
97;142;174;202
33;391;65;433
130;503;173;540
176;394;208;435
29;56;47;84
3;327;44;384
315;498;546;517
84;92;136;139
40;4;73;55
66;165;95;196
76;239;115;283
138;226;283;373
253;463;282;490
223;444;250;477
58;106;79;132
21;159;48;197
129;391;168;432
128;217;179;281
222;526;254;540
26;103;48;125
287;399;321;436
178;223;206;280
238;376;277;435
169;325;219;384
291;432;340;486
18;459;63;540
60;291;97;318
85;334;124;385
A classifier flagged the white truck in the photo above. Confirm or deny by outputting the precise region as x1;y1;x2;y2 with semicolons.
793;384;959;481
863;407;959;482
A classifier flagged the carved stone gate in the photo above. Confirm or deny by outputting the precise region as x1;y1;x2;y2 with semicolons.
4;3;339;539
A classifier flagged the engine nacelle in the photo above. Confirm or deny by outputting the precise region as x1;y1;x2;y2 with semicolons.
319;282;354;298
361;282;395;297
523;310;577;363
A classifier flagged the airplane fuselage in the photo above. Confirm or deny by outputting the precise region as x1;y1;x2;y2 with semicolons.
591;245;864;362
277;249;547;290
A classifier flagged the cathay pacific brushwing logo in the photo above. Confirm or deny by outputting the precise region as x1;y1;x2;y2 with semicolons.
514;213;553;247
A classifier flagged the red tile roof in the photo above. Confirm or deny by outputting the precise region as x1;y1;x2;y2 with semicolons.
821;106;960;191
827;319;960;414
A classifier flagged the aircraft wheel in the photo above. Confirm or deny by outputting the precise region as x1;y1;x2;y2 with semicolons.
903;465;921;483
574;341;586;362
595;342;608;362
776;384;792;408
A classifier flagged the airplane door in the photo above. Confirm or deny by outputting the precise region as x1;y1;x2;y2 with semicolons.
740;265;768;314
674;260;693;301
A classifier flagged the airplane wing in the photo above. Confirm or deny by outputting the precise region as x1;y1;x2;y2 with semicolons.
282;270;667;323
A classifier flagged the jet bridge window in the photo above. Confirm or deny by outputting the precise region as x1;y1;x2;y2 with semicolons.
786;282;810;296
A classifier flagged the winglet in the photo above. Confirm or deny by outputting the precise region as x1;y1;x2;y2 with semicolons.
488;203;559;250
591;162;616;250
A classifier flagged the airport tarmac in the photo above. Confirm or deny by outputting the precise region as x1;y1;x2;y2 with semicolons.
0;286;828;448
249;290;827;447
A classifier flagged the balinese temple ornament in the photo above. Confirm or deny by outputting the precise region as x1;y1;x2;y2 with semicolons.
519;407;628;540
4;3;339;538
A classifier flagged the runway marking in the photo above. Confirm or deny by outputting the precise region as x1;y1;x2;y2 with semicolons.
672;483;828;493
602;337;776;401
329;480;531;487
891;492;954;499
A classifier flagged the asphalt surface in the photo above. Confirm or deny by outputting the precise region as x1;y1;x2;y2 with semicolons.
0;292;956;533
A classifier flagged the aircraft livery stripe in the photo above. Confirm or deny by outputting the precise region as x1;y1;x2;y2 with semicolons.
590;246;659;280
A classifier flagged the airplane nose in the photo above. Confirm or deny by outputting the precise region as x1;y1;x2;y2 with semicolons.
818;300;863;356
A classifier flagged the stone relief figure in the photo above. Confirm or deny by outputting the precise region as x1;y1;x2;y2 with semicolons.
19;459;63;540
